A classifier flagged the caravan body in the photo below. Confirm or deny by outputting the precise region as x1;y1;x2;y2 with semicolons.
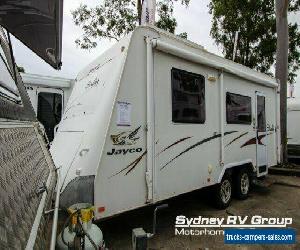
51;26;280;220
22;73;74;141
287;98;300;158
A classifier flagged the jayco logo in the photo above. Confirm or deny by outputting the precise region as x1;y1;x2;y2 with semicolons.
107;148;143;155
110;126;141;146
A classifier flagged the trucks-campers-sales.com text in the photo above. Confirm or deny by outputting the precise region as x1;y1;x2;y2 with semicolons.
174;215;293;236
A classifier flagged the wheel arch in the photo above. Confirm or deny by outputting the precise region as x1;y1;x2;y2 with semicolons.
217;159;255;183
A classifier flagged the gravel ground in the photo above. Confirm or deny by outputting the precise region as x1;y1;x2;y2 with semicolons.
97;175;300;250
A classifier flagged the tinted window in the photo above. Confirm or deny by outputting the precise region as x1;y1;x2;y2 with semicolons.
37;92;62;141
257;95;266;132
0;32;21;102
171;68;205;123
226;92;252;124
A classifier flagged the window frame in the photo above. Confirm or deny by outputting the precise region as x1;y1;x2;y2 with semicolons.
226;92;252;125
171;67;206;124
0;30;22;104
257;95;266;132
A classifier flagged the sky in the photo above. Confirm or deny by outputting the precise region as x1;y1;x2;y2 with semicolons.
11;0;300;95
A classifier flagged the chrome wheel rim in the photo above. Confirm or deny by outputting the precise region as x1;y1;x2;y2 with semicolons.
240;173;249;195
220;179;231;204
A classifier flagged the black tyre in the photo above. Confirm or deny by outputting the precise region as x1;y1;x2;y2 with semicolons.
214;175;232;209
234;168;250;200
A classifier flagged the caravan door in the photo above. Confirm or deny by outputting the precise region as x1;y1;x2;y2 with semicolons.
256;92;268;176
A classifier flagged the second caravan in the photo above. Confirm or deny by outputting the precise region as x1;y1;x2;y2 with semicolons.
51;26;280;220
22;73;74;141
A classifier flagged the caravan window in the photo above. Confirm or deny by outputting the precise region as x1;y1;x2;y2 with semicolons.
226;92;252;124
171;68;205;123
37;92;62;141
257;95;266;132
0;32;21;102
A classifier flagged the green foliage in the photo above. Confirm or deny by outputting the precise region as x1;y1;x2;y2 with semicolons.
72;0;137;49
289;0;300;12
289;22;300;83
72;0;190;49
177;32;188;39
209;0;300;83
156;0;177;33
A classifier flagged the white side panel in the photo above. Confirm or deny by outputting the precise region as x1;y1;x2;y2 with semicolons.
94;30;155;219
223;75;256;167
50;131;83;189
266;89;278;167
153;51;278;202
224;75;277;169
51;35;131;196
153;51;221;202
255;93;268;176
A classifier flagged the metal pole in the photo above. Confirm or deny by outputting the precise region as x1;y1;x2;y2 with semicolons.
220;71;224;166
26;175;52;249
50;168;61;250
145;36;154;202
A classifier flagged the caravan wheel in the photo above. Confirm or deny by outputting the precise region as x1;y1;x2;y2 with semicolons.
234;168;250;200
214;175;232;209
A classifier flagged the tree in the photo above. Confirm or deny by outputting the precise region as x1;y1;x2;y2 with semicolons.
72;0;190;50
209;0;300;84
276;0;289;164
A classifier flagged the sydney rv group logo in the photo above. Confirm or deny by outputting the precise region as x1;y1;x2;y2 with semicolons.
175;215;293;236
107;126;143;156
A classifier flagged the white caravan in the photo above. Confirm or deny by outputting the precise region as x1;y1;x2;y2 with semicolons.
51;26;281;220
22;73;74;141
287;98;300;158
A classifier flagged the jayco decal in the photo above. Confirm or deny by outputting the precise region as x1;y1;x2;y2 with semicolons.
109;151;147;178
107;147;142;155
240;132;273;148
110;126;141;145
160;131;238;170
225;132;249;147
156;136;192;157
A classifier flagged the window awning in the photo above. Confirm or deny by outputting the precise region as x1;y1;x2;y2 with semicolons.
0;0;63;69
